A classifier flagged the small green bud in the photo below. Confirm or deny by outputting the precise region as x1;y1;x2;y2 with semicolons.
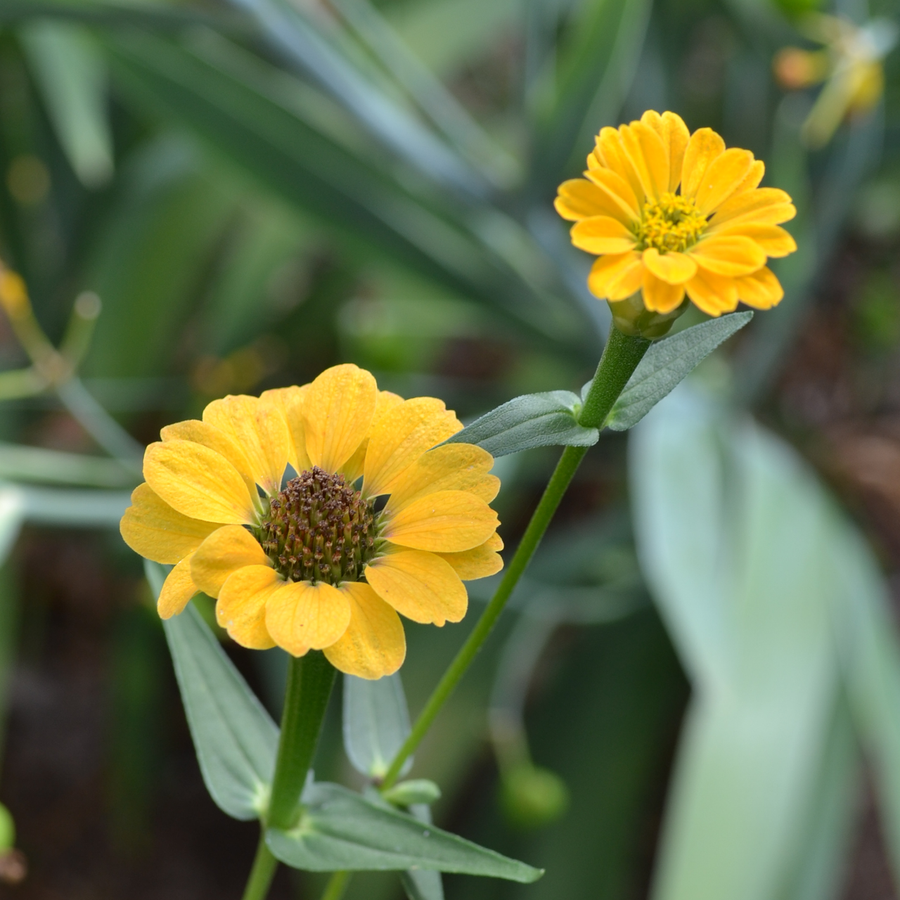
608;295;687;339
500;764;569;830
382;779;442;807
0;804;14;852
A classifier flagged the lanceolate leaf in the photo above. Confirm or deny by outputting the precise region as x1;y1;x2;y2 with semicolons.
343;673;412;779
148;562;278;821
605;312;753;432
266;781;543;881
447;390;597;457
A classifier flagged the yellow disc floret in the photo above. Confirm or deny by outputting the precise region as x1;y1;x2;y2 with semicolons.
635;193;707;254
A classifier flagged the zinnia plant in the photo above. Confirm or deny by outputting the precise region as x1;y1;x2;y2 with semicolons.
113;110;796;900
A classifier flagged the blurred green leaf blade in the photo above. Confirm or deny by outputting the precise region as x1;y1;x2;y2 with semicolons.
343;673;412;779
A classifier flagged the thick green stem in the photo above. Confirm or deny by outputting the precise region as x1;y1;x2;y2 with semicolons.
241;651;338;900
320;870;352;900
268;651;338;829
380;325;649;789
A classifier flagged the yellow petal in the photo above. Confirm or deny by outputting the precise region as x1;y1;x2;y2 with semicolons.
620;121;669;202
323;582;406;679
555;178;629;222
714;223;797;258
303;364;377;474
642;248;697;284
144;440;258;526
693;148;755;215
732;159;765;195
261;385;312;474
161;419;256;496
708;188;796;229
120;483;218;564
587;252;643;300
266;580;351;655
387;443;498;511
191;525;270;598
342;389;405;483
158;555;198;619
571;216;637;254
681;127;726;200
642;269;686;314
689;235;766;277
436;536;504;580
203;395;290;495
661;111;691;192
735;266;784;309
595;127;645;204
684;269;739;316
365;550;467;625
384;490;499;553
583;167;641;222
216;565;279;650
363;398;461;497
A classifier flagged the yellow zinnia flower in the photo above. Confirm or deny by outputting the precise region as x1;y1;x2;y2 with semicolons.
555;110;797;333
120;364;503;680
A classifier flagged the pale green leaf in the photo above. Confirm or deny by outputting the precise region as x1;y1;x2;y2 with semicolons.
401;805;444;900
446;391;596;457
148;562;278;821
343;672;412;779
266;781;542;881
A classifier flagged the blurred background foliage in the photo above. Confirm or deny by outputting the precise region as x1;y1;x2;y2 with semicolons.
2;0;900;898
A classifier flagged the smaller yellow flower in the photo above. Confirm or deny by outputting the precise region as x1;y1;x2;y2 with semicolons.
555;110;797;336
120;364;503;680
774;14;897;148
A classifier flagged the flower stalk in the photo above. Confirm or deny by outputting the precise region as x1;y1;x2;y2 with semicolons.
242;651;338;900
379;324;649;790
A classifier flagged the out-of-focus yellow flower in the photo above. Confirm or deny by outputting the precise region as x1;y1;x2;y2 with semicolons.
555;111;797;336
774;14;897;148
121;364;503;680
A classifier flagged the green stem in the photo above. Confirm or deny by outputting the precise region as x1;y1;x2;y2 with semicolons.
241;831;279;900
268;651;338;829
320;870;352;900
240;651;338;900
380;325;649;789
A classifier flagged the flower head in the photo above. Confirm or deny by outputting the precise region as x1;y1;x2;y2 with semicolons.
120;364;503;679
555;110;797;336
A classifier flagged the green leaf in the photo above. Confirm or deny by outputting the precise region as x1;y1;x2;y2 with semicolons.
20;21;113;187
148;562;278;821
605;313;753;432
266;781;543;881
630;386;855;900
343;672;413;779
446;391;597;457
383;780;441;807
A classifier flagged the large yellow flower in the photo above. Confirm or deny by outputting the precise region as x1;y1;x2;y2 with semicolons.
120;364;502;680
555;110;797;322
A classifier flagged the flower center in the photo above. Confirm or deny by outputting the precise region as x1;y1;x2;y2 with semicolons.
259;466;377;585
635;192;707;253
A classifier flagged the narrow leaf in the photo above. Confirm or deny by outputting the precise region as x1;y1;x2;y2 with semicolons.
343;672;412;779
446;391;597;457
267;782;542;881
606;313;753;432
20;21;114;187
148;561;278;821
